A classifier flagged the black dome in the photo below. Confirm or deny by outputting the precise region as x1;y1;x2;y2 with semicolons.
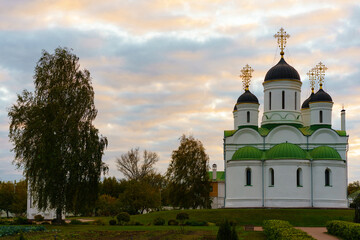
310;89;332;103
301;92;314;109
233;105;237;111
264;58;301;81
237;90;259;104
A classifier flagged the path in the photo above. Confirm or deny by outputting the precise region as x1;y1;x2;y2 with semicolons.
254;226;339;240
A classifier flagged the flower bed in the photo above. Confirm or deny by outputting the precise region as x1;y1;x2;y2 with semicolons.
326;220;360;240
0;226;46;237
263;220;315;240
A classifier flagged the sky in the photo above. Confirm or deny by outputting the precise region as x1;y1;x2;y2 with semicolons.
0;0;360;182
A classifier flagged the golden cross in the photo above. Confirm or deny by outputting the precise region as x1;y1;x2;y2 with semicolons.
240;64;254;91
306;68;316;93
315;62;328;89
274;28;290;57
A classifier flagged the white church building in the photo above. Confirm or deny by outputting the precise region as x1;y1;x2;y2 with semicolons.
224;28;349;208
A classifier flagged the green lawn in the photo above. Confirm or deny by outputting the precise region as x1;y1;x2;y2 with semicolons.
1;208;353;239
73;208;354;227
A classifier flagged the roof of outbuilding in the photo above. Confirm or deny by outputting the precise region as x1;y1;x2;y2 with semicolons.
208;171;225;181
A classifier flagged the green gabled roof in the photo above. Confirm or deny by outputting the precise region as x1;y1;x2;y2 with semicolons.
266;142;308;160
232;146;264;160
224;124;347;138
310;146;342;160
208;171;225;181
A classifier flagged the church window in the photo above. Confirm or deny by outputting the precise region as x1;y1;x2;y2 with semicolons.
295;92;297;110
269;92;272;110
247;111;250;123
282;91;285;109
320;111;323;123
269;168;274;186
246;168;251;186
297;168;302;187
325;169;331;186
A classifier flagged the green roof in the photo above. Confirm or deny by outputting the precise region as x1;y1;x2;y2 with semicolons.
208;171;225;181
266;143;308;160
224;124;347;138
232;146;264;160
310;146;342;160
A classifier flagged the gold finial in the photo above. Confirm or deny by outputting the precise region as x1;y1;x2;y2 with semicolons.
307;68;316;93
315;62;328;89
239;64;254;91
274;28;290;58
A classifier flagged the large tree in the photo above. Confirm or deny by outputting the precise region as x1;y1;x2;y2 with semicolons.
0;181;15;218
116;148;158;180
8;47;108;222
166;135;211;209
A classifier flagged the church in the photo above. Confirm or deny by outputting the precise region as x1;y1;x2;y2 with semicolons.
224;28;348;208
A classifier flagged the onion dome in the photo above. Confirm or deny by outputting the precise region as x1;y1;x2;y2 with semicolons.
264;58;301;82
231;146;263;160
233;105;237;111
310;146;342;160
310;89;332;103
266;142;307;160
236;90;259;104
301;92;315;109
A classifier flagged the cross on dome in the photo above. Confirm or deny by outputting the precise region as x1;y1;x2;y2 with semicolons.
307;68;316;93
274;28;290;58
240;64;254;91
315;62;328;89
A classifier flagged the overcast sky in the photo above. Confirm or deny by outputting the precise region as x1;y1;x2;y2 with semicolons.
0;0;359;182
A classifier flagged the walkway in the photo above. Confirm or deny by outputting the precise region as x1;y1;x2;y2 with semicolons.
254;226;339;240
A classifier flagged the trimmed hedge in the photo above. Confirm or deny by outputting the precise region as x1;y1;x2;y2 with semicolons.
263;220;315;240
326;220;360;240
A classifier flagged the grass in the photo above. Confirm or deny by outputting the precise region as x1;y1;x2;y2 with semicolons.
73;208;354;227
0;208;353;239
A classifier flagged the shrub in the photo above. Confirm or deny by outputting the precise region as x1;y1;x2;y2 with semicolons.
41;222;50;225
127;221;143;226
153;217;165;226
326;220;360;240
168;219;178;226
216;219;238;240
185;220;208;226
13;217;29;225
70;219;83;225
176;212;189;222
34;215;44;222
263;220;315;240
109;219;116;226
51;219;66;225
116;212;130;225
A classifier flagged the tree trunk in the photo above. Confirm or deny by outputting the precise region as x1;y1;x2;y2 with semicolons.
6;210;9;218
56;207;62;224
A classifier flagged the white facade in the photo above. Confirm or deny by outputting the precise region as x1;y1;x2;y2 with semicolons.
224;55;349;208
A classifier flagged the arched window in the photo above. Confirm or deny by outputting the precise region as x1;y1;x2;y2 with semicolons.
295;92;297;110
325;169;331;186
282;91;285;109
297;168;302;187
320;111;323;123
247;111;250;123
246;168;251;186
269;168;274;186
269;92;272;110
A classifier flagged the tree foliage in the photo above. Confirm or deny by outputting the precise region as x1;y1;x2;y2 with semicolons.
166;135;211;209
348;181;360;195
354;193;360;223
0;180;27;217
8;47;108;221
116;148;158;180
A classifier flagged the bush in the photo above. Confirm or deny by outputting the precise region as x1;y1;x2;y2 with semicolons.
13;217;29;225
216;219;238;240
185;220;208;226
263;220;315;240
34;215;44;222
326;220;360;240
128;221;143;226
70;219;84;225
176;212;189;222
51;219;66;225
109;219;116;225
116;212;130;225
168;219;178;226
153;217;165;226
41;222;50;225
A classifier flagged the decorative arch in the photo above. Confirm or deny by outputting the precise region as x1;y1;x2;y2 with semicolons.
309;128;341;144
232;128;262;144
266;125;306;144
